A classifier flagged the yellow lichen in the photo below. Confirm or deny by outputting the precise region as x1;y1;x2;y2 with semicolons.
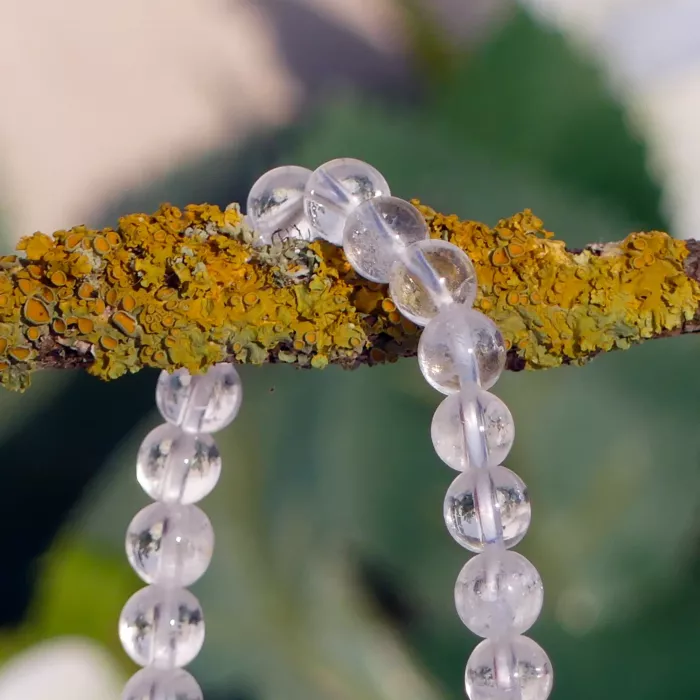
0;200;698;391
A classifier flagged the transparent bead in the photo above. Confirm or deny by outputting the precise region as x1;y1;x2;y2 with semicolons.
303;158;390;245
137;423;221;504
444;465;530;552
126;503;214;587
418;305;506;394
465;636;553;700
455;550;543;638
431;390;514;471
388;239;477;325
119;586;205;668
156;364;242;434
343;196;429;283
123;668;203;700
246;165;315;245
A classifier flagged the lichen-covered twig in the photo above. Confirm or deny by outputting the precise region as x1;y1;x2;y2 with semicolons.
1;201;699;391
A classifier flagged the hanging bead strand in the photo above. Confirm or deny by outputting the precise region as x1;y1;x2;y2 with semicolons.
242;158;552;700
120;363;243;700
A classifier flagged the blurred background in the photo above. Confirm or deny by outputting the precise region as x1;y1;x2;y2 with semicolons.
2;0;700;698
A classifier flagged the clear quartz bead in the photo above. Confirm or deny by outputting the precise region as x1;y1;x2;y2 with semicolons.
119;585;205;668
432;390;514;471
137;423;221;504
388;239;477;325
465;635;553;700
126;503;214;587
455;550;543;638
303;158;390;245
343;196;429;283
156;364;242;434
123;668;203;700
418;305;506;394
444;465;530;552
246;165;315;245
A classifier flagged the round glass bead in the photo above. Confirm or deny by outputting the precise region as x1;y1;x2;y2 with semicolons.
137;423;221;504
388;239;477;325
465;635;553;700
455;550;543;638
119;586;205;669
303;157;390;245
418;305;506;394
343;196;429;283
126;503;214;587
246;165;315;245
444;465;530;552
156;364;242;434
431;390;514;471
122;668;203;700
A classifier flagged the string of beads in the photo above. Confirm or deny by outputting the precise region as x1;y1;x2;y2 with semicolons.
247;158;553;700
118;156;552;699
119;364;243;700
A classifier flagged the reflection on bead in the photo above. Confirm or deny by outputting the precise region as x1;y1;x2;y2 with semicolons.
455;550;543;638
444;465;530;552
156;364;243;434
303;158;390;245
465;635;553;700
343;196;429;283
126;503;214;587
122;667;203;700
246;165;315;245
137;423;221;504
119;586;205;668
388;239;477;325
431;390;514;471
418;305;506;394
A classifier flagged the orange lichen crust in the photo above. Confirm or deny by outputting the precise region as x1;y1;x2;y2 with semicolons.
1;201;699;391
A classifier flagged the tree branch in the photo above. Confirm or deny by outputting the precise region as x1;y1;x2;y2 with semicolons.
1;201;698;391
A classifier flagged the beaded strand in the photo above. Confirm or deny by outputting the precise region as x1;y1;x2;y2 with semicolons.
119;364;243;700
247;158;553;700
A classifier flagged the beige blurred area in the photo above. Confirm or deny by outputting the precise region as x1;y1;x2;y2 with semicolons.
0;0;509;240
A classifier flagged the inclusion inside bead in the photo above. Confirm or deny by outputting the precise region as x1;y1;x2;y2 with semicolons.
389;238;477;325
246;165;315;245
343;196;429;283
443;465;531;552
136;423;222;504
431;390;515;471
465;635;553;700
122;667;203;700
126;502;214;587
304;158;390;245
455;550;543;638
418;305;507;394
119;585;205;669
156;364;243;434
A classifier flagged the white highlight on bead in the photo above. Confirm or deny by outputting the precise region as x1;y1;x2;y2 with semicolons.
247;165;315;245
304;157;390;245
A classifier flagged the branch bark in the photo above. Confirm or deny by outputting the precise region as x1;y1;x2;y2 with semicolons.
1;201;698;391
